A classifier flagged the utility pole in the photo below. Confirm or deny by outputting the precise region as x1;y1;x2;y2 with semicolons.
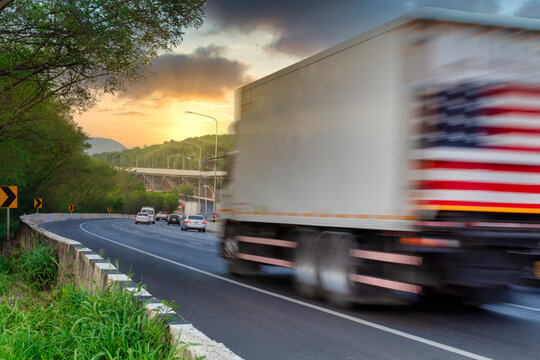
184;111;218;221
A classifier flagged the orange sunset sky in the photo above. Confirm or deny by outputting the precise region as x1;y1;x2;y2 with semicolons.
74;0;524;148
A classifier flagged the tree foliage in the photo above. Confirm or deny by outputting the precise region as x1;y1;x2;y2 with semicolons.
0;0;205;140
0;0;208;236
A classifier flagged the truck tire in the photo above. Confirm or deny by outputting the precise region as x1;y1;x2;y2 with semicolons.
293;229;322;299
318;232;356;308
223;224;259;276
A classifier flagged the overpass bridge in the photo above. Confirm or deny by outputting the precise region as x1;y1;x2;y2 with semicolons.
128;167;227;192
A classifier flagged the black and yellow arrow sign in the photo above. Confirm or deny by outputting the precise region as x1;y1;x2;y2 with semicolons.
106;207;112;213
0;186;17;208
34;198;42;208
68;204;74;212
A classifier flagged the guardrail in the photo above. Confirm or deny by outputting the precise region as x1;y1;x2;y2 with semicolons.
5;214;240;360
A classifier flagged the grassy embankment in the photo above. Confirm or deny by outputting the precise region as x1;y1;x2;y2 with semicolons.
0;243;192;359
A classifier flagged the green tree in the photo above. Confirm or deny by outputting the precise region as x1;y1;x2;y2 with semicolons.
0;0;205;140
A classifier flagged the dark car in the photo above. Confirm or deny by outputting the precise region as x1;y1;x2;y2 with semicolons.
167;214;180;225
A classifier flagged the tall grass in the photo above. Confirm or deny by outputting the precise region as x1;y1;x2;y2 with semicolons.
0;245;190;359
16;242;58;290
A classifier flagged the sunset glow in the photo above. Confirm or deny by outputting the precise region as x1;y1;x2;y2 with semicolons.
74;1;523;148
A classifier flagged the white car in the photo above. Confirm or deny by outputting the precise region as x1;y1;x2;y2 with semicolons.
156;211;168;221
140;206;156;224
181;215;206;232
135;212;151;225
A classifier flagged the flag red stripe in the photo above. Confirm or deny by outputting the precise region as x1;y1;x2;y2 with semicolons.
484;145;540;153
481;85;540;97
418;181;540;194
481;126;540;135
416;160;540;173
481;107;540;116
417;200;540;209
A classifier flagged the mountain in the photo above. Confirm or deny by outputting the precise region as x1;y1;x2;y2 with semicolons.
86;137;127;155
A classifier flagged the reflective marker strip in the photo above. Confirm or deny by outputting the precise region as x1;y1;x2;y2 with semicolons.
220;209;415;220
237;236;297;248
350;249;422;266
349;274;422;295
400;237;461;248
125;287;152;297
416;221;463;227
468;221;540;229
237;253;295;268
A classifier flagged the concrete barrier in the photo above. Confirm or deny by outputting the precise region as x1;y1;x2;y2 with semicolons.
23;212;132;226
6;214;241;360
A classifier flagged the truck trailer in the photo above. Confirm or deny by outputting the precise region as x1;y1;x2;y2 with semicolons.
221;8;540;305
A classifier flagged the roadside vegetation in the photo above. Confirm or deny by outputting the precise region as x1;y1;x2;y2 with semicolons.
0;1;208;239
0;244;186;359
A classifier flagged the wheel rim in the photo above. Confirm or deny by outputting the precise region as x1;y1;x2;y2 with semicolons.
294;231;319;287
319;233;354;296
224;235;239;259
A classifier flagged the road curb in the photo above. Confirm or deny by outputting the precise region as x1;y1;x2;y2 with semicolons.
13;214;242;360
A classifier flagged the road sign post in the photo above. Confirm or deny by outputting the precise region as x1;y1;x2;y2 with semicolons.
34;198;42;214
1;186;17;242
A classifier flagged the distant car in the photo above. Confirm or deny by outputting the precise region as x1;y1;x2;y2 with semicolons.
140;206;156;224
181;215;206;232
167;214;180;226
156;211;168;221
135;212;151;225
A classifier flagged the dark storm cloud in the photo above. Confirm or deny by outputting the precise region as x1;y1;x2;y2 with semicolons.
206;0;500;56
515;0;540;18
120;45;251;103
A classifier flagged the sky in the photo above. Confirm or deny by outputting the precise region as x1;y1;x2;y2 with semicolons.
75;0;540;148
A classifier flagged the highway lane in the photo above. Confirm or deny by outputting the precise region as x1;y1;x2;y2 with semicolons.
43;218;540;360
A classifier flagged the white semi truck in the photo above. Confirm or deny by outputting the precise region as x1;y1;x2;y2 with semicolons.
221;8;540;304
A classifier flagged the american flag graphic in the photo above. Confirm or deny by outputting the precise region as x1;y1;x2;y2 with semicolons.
412;82;540;213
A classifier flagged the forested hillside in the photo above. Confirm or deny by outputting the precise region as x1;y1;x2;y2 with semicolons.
93;135;235;171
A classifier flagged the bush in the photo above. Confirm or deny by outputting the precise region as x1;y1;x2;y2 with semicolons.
0;283;184;359
0;214;19;245
0;254;14;274
17;243;58;290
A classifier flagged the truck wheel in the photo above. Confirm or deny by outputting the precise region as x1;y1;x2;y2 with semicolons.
223;225;259;276
293;230;321;299
318;232;356;308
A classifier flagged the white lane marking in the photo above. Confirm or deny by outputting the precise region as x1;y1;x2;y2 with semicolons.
503;303;540;313
79;221;491;360
189;241;203;246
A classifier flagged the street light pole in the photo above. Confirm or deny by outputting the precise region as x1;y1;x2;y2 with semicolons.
185;141;202;215
185;111;218;221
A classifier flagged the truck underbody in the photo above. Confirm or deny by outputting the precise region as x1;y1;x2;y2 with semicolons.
221;211;539;305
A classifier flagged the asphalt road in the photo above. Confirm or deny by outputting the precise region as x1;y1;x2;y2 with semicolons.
43;218;540;360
